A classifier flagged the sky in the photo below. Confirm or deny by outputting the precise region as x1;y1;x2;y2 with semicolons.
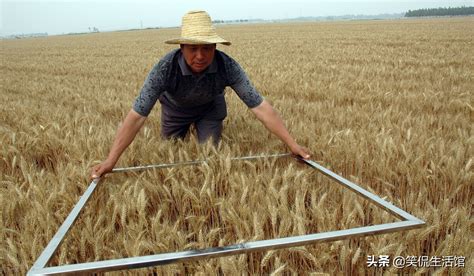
1;0;472;36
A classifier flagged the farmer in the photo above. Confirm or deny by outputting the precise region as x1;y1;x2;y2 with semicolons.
91;10;310;179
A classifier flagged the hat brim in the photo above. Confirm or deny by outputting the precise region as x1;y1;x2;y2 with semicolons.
165;36;231;46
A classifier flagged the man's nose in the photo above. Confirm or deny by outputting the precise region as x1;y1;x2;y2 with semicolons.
196;49;204;60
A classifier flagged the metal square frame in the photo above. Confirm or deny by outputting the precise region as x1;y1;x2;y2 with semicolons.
27;154;425;275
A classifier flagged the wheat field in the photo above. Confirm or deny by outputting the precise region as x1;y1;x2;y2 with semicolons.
1;17;473;275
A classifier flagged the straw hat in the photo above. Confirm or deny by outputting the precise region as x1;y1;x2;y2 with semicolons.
165;10;231;46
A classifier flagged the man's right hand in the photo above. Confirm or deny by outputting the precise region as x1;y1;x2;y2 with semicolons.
89;109;147;180
91;159;116;179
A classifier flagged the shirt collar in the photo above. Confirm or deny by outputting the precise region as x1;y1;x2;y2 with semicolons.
178;51;218;76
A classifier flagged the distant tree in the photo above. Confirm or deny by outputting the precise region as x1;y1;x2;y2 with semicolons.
405;6;474;17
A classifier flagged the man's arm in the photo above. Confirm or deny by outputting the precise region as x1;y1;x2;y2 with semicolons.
91;109;147;179
251;99;310;159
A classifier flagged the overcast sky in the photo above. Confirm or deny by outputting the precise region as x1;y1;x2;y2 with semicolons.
1;0;472;36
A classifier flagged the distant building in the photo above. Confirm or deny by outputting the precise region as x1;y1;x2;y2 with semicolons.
1;33;48;39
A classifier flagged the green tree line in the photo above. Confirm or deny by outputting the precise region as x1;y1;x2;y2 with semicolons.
405;6;474;17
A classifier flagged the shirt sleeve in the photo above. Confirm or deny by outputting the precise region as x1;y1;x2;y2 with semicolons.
226;58;263;108
132;59;169;117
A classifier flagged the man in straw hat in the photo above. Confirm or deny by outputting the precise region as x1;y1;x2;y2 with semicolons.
91;10;310;179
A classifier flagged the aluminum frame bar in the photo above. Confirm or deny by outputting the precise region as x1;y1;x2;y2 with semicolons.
31;221;421;275
28;154;425;275
29;178;100;273
111;153;291;173
299;158;423;222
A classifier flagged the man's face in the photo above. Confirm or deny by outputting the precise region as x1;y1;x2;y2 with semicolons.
180;44;216;74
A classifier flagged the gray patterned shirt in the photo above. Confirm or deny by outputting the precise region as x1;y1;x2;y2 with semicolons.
133;49;263;117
